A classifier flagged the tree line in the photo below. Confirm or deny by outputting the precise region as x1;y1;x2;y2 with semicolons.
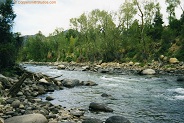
1;0;184;70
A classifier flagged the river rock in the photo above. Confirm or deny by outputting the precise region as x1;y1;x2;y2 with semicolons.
0;74;11;89
101;93;111;97
11;100;21;108
105;116;131;123
82;81;98;86
70;109;85;117
58;65;66;70
177;76;184;81
62;79;80;88
82;66;90;71
89;102;113;112
98;68;109;73
140;69;156;75
169;58;179;64
82;118;103;123
0;118;4;123
46;96;54;101
39;78;50;85
4;114;48;123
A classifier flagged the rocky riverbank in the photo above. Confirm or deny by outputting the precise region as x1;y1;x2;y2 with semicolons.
0;67;131;123
1;60;184;123
23;59;184;75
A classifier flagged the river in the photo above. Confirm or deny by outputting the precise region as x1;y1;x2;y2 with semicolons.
24;64;184;123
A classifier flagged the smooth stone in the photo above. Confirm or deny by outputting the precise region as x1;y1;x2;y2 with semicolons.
11;100;21;108
4;114;48;123
46;96;54;101
89;102;113;112
141;69;156;75
82;81;98;86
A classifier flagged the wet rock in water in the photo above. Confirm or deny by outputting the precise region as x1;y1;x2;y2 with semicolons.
4;114;48;123
98;68;109;73
140;69;156;75
177;76;184;81
105;116;131;123
82;118;103;123
62;79;80;88
82;81;98;86
46;96;54;101
101;93;110;97
89;102;113;112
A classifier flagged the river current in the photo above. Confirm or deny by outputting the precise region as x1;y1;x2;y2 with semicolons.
24;64;184;123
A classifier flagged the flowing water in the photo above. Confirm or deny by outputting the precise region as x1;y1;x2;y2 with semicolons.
24;64;184;123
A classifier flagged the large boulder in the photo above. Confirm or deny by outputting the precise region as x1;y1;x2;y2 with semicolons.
4;114;48;123
140;69;156;75
82;118;103;123
105;116;131;123
62;79;80;88
89;102;113;112
169;58;179;64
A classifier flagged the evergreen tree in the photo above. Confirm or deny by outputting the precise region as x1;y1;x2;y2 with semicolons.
151;6;164;40
0;0;17;69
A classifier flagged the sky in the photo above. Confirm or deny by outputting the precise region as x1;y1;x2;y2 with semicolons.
12;0;183;36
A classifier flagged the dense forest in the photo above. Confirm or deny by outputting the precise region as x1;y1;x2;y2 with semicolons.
1;0;184;71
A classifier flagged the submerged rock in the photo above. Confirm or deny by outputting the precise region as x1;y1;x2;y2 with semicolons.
105;116;131;123
89;102;113;112
62;79;80;88
82;81;98;86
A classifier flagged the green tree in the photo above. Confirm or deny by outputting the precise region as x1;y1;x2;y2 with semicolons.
0;0;17;69
119;0;137;30
165;0;180;23
150;4;164;40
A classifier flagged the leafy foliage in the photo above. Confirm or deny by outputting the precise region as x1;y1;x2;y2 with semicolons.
0;0;22;70
19;0;184;63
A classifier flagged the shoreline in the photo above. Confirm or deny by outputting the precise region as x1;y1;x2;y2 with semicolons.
22;61;184;76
